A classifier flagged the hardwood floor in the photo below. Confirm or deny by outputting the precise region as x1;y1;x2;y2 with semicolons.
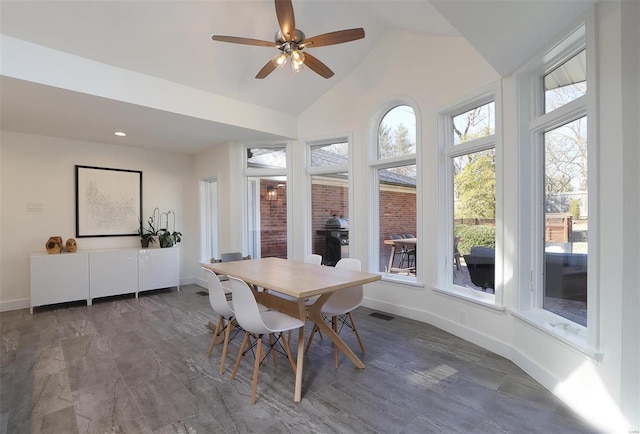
0;284;598;433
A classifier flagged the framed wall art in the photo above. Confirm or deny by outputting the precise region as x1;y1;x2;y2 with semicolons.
75;165;142;237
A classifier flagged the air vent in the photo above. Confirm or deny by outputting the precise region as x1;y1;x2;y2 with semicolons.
369;312;394;321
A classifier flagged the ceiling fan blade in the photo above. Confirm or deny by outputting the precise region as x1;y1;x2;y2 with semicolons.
275;0;296;41
301;28;365;48
255;60;277;79
211;35;278;48
303;52;334;79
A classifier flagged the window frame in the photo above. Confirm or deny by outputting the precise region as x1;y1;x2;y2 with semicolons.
305;134;352;260
242;142;291;259
369;100;420;284
437;82;503;308
515;19;600;355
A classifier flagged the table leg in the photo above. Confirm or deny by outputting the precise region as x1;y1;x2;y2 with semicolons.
294;324;305;402
387;245;396;273
307;294;365;369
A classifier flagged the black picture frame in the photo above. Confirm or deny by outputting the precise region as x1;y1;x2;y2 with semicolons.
75;165;142;238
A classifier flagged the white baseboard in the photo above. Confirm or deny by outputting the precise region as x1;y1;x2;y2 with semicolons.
362;297;513;359
190;277;207;289
0;298;30;312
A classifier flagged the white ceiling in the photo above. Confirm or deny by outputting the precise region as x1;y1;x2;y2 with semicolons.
0;0;594;154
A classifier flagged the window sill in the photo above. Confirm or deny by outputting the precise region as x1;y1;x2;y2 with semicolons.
380;273;424;288
510;310;602;361
433;285;505;312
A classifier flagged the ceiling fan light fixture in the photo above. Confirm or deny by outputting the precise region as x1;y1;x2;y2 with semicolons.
291;57;304;73
290;48;304;63
272;52;288;68
290;48;305;72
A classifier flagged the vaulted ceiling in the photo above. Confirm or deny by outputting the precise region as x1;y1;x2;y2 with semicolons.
0;0;594;154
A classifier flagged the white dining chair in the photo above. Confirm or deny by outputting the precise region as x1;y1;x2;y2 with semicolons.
305;258;365;367
202;267;267;375
305;254;323;265
228;276;304;405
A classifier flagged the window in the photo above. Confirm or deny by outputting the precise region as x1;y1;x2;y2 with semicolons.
518;23;594;346
543;117;588;325
245;145;288;259
544;50;586;114
440;92;499;305
307;139;350;266
371;104;418;281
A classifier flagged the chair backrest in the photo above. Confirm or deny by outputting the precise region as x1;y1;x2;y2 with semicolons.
228;276;269;335
305;254;322;265
402;234;415;239
390;234;403;240
335;257;361;271
221;252;244;262
328;258;363;311
202;267;234;318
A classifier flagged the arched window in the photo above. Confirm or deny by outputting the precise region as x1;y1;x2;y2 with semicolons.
371;104;418;282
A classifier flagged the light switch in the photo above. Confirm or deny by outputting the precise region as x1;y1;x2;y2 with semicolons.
26;202;44;212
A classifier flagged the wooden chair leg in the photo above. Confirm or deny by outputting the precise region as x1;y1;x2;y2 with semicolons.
282;331;297;375
251;338;262;405
348;312;365;353
207;316;223;358
333;316;339;368
219;317;233;375
231;332;249;380
305;323;319;353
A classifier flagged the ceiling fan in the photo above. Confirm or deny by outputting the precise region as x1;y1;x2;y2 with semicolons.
211;0;365;79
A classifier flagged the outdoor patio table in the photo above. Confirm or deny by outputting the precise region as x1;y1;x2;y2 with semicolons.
383;237;417;273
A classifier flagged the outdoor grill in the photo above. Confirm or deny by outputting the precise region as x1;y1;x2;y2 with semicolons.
323;216;349;266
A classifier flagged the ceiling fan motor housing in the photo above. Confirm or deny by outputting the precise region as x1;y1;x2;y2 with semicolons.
276;30;306;46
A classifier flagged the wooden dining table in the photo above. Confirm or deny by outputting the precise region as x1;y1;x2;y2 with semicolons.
202;257;381;402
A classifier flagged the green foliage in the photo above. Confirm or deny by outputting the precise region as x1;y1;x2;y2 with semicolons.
454;154;495;219
454;224;495;255
158;230;182;248
569;199;581;220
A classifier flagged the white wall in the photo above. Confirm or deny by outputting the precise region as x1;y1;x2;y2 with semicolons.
0;131;198;311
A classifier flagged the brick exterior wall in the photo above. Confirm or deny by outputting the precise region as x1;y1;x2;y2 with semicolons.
260;181;287;258
379;189;417;271
259;180;416;268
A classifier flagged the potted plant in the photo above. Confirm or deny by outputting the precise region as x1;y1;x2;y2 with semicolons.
158;210;182;248
139;208;159;248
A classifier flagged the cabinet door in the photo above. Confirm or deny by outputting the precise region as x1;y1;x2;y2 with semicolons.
90;250;138;299
138;248;180;292
30;253;89;307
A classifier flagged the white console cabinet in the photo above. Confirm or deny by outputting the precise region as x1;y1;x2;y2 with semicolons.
138;248;180;294
30;252;90;312
89;249;139;300
30;247;180;312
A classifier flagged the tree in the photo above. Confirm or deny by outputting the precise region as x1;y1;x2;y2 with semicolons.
454;154;495;219
544;116;587;212
378;123;415;160
378;123;416;179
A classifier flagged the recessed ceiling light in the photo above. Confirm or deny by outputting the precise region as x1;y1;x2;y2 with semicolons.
114;131;126;137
